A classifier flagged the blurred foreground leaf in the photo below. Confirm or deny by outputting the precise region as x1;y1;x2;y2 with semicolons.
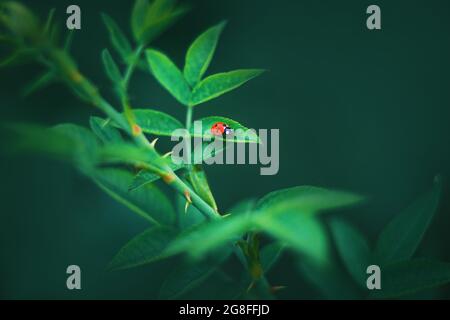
375;176;442;265
93;168;176;225
108;226;178;270
371;259;450;299
257;186;364;216
330;218;371;287
101;13;132;63
159;246;232;299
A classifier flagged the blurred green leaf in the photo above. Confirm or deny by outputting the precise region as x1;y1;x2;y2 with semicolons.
163;214;252;259
98;142;165;172
255;212;329;265
146;49;191;105
132;0;187;45
375;176;442;266
101;48;122;85
188;165;218;212
51;124;99;170
229;198;257;215
257;186;364;215
22;71;55;97
133;108;183;136
189;69;264;106
101;13;132;63
0;2;40;40
89;116;123;144
93;168;175;225
260;242;285;273
7;123;99;172
0;48;38;68
43;8;56;37
298;259;361;299
371;259;450;299
63;30;74;52
192;116;259;143
184;21;226;87
330;218;371;287
159;246;232;299
4;122;78;160
108;226;178;271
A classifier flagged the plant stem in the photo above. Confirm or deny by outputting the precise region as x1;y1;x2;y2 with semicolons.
185;106;193;131
171;176;219;220
122;44;144;90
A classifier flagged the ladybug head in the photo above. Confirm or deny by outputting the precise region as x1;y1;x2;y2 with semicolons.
224;126;233;135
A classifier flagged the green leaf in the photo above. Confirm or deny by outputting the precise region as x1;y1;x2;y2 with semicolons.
159;247;230;299
0;48;38;68
298;259;361;300
159;261;216;299
184;21;226;87
92;168;176;225
5;123;79;160
163;214;252;259
189;69;264;106
146;49;191;105
131;0;148;41
257;186;364;215
229;198;257;215
101;13;132;63
375;176;442;266
98;143;165;171
191;116;259;143
101;48;122;85
132;0;187;45
52;124;99;170
22;71;55;97
133;109;183;136
128;161;184;192
255;212;329;265
7;123;99;172
63;30;74;52
371;259;450;299
187;165;218;212
260;242;285;273
108;226;178;271
329;218;371;287
89;117;123;144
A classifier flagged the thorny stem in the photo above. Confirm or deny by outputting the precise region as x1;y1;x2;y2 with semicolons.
47;48;219;221
122;44;144;90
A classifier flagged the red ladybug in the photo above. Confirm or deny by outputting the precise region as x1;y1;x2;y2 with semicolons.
211;122;233;136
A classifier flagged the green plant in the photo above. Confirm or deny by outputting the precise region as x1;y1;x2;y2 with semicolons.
1;1;450;299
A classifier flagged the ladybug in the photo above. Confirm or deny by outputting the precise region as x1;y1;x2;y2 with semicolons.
211;122;233;136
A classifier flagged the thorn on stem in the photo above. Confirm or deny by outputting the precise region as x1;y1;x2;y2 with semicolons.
150;138;159;148
184;201;190;214
162;151;173;158
270;286;287;294
246;281;255;293
184;190;192;204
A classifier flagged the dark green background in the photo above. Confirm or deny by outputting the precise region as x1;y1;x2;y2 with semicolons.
1;0;450;299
